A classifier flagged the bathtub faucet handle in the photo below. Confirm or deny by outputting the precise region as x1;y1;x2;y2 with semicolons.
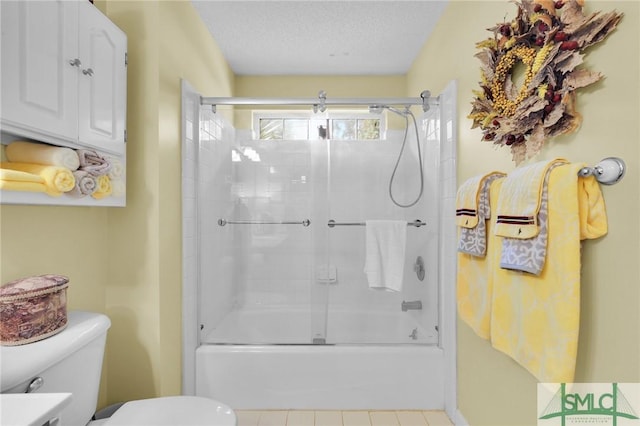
414;256;425;281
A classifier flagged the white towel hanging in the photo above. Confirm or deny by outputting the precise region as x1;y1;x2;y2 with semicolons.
363;220;407;292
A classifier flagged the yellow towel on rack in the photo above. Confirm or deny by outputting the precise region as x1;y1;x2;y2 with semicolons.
0;168;47;193
457;177;504;339
494;158;568;239
490;163;608;383
1;162;75;196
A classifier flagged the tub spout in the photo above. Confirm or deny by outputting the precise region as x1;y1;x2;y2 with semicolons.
401;300;422;311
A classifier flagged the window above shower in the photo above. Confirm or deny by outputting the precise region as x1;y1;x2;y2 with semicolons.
253;111;385;141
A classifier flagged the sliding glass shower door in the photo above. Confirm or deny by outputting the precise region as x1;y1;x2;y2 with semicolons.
196;105;441;346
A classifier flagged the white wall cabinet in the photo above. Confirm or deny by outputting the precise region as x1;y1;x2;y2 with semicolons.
1;1;80;144
0;0;127;206
1;0;127;156
77;1;127;153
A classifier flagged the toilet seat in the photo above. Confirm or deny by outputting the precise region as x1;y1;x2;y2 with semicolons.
102;396;236;426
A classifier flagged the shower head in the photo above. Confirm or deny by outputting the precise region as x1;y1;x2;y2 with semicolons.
368;105;384;114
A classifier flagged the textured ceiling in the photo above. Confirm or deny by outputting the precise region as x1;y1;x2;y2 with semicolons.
191;1;448;75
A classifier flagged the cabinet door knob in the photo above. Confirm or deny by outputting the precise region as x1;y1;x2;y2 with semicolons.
69;58;82;67
82;68;94;76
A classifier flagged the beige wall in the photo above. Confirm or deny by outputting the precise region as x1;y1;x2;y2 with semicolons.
0;208;108;312
101;0;234;406
407;1;640;425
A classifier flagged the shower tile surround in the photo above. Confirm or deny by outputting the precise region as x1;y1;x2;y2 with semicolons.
182;81;458;410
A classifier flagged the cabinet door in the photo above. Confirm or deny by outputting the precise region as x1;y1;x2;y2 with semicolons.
78;1;127;155
0;0;79;141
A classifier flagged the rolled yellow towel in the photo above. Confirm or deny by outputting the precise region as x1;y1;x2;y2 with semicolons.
5;141;80;170
91;175;112;200
1;162;75;197
0;169;47;193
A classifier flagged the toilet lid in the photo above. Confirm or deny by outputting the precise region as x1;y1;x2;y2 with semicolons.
103;396;236;426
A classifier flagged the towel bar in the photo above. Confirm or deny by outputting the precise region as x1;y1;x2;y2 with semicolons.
578;157;625;185
327;219;425;228
218;219;311;226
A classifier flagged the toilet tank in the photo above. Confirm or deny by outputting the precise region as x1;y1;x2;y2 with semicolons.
1;311;111;426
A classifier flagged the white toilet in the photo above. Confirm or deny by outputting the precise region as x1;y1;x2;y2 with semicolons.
0;311;236;425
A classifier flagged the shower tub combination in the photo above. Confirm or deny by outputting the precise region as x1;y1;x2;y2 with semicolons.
182;83;457;410
196;307;443;409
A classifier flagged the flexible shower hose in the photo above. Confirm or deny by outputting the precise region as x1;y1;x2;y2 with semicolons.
387;107;424;208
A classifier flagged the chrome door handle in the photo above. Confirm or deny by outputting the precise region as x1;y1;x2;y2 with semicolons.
82;68;94;76
69;58;81;67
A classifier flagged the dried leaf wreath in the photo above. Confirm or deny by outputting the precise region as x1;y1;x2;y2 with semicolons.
468;0;623;164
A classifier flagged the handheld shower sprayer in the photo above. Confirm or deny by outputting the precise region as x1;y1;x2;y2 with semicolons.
377;105;424;208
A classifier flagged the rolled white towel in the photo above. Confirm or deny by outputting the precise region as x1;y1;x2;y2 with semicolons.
110;179;126;197
5;141;80;171
77;149;112;176
107;157;125;180
67;170;97;198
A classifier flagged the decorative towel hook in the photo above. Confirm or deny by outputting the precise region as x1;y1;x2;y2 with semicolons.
578;157;626;185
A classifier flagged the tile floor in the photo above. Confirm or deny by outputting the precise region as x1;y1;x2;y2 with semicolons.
235;410;454;426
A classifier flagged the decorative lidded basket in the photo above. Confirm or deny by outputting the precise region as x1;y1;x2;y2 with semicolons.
0;274;69;346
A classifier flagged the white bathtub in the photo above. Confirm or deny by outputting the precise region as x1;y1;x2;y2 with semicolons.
195;307;444;410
